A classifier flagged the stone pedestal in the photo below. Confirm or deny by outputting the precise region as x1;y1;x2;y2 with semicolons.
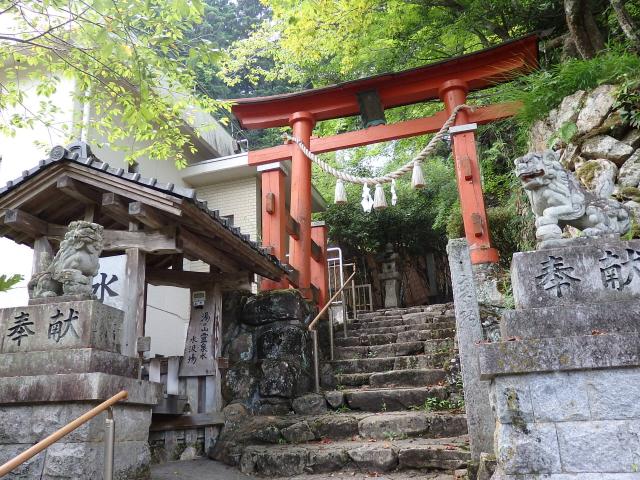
379;244;401;308
479;238;640;479
0;300;161;480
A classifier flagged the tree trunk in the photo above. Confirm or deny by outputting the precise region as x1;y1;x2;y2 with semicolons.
564;0;604;59
610;0;640;49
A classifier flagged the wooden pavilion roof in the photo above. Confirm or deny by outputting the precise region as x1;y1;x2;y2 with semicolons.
231;34;539;129
0;142;285;281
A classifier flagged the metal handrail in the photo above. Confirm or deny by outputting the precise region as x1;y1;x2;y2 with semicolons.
309;269;357;393
0;390;128;478
308;269;357;332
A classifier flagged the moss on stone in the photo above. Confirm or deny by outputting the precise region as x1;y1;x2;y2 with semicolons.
620;186;640;203
576;160;601;186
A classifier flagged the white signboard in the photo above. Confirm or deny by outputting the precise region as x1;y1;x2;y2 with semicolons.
92;255;126;310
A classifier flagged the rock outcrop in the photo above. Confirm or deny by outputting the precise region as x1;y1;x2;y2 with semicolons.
530;84;640;233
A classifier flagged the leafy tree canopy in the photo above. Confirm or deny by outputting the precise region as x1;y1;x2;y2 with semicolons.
0;0;226;166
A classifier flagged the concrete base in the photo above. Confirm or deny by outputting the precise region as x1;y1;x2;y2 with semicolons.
0;402;153;480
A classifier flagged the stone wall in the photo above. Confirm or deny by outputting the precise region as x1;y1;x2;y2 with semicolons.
530;84;640;227
220;289;315;415
478;237;640;478
0;300;161;480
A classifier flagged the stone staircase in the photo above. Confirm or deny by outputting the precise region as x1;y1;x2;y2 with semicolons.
212;304;469;477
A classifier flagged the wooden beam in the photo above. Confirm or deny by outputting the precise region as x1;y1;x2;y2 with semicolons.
310;240;322;262
102;230;179;254
178;228;240;273
286;215;300;240
56;175;99;204
146;268;216;288
284;264;299;288
4;209;48;237
248;102;521;165
101;192;130;225
123;248;146;356
128;201;169;230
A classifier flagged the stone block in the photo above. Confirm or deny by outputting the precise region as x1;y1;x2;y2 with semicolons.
324;390;344;409
580;135;633;165
240;290;312;326
511;240;640;310
0;348;139;378
528;372;590;422
556;420;640;472
478;333;640;379
0;403;151;444
0;373;161;405
292;393;327;415
495;422;561;475
227;332;254;363
281;422;315;443
501;300;640;339
0;300;122;354
587;369;640;420
44;440;151;480
222;362;259;403
347;444;398;472
259;360;309;399
576;84;616;135
0;440;151;480
257;324;308;361
491;377;534;426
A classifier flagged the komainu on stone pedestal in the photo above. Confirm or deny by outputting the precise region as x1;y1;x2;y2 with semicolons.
515;150;630;248
28;221;103;298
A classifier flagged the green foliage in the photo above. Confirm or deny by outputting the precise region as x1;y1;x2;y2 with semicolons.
0;0;227;166
0;274;23;293
500;48;640;129
411;396;464;412
615;75;640;129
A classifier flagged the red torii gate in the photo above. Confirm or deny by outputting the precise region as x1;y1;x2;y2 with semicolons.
231;35;539;303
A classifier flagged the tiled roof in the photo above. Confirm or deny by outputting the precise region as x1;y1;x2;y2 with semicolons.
0;141;282;269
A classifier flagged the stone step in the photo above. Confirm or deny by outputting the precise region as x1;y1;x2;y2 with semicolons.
237;436;470;476
334;341;425;360
335;372;371;387
335;333;398;347
344;385;449;412
244;411;468;445
349;314;454;331
394;353;451;370
370;369;447;388
331;357;396;374
335;327;455;348
336;368;447;388
396;327;456;343
424;338;456;355
345;320;456;336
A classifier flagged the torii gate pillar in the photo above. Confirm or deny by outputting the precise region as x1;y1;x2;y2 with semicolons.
289;111;316;298
439;80;499;264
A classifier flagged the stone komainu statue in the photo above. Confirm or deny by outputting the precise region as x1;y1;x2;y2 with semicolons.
515;150;630;248
28;221;104;298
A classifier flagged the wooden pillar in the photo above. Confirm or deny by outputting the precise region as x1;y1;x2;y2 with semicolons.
288;111;316;298
123;247;146;356
32;237;53;275
439;79;499;265
310;221;329;307
259;163;288;290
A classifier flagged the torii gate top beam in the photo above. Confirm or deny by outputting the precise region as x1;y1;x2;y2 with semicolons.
231;34;538;130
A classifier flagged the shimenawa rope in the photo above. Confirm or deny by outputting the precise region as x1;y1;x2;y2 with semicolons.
282;104;471;211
